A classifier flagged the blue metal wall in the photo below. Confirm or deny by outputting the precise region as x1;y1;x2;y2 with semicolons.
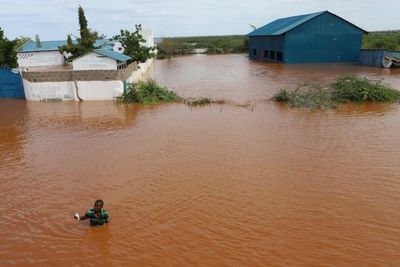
0;68;25;99
360;49;400;68
248;35;285;62
249;12;364;63
284;12;363;63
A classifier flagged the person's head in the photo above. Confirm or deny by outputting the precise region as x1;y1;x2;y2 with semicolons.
94;199;104;212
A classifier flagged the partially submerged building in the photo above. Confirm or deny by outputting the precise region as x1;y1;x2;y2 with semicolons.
17;39;118;68
248;11;367;63
17;29;155;101
72;49;132;70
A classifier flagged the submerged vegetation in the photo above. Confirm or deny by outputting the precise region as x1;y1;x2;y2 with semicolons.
157;35;248;59
274;75;400;109
116;80;225;107
117;80;180;104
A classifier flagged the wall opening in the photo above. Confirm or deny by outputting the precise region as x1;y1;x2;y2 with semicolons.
277;52;283;61
253;49;257;56
269;51;275;60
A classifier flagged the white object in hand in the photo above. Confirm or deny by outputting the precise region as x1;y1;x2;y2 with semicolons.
74;213;80;220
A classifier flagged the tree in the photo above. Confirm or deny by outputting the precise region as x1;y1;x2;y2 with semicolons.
0;27;18;68
67;34;73;46
59;5;102;60
15;36;31;49
77;5;96;51
113;24;155;63
35;34;42;48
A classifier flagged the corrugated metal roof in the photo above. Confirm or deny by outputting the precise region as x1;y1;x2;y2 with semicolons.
18;40;69;52
93;49;131;62
248;11;325;36
247;11;367;36
18;39;114;52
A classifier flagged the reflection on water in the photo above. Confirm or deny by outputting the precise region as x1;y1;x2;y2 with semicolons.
1;55;400;266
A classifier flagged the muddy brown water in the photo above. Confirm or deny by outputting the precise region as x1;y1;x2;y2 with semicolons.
1;54;400;266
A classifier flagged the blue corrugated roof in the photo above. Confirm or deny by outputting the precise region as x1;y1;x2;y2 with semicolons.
248;11;326;36
18;40;69;52
93;49;131;62
247;11;367;36
18;39;115;52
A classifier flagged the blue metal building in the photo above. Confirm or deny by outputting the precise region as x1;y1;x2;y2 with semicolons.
248;11;367;63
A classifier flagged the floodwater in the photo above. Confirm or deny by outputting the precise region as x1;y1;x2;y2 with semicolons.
1;54;400;266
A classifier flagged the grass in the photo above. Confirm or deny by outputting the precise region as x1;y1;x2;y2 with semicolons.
274;75;400;109
116;79;181;104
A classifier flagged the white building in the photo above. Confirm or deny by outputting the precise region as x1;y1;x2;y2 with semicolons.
17;40;66;68
17;39;119;69
72;49;131;70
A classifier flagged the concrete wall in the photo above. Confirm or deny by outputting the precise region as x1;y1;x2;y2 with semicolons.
21;58;156;101
17;51;64;68
126;58;154;83
22;62;138;82
23;79;124;101
73;52;118;70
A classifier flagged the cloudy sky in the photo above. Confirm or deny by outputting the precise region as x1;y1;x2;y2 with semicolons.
0;0;398;40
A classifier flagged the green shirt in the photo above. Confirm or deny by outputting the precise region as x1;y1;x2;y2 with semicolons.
85;209;109;226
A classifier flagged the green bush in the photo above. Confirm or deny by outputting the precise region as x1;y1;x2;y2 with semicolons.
274;84;334;109
331;75;400;103
274;75;400;109
275;88;290;102
117;80;180;104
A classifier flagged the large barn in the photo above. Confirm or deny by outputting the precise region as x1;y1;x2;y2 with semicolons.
248;11;367;64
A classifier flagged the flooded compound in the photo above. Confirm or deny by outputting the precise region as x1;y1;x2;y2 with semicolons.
1;54;400;266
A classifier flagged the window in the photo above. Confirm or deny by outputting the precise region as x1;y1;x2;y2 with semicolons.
269;51;275;59
253;49;257;55
276;52;283;61
264;50;268;58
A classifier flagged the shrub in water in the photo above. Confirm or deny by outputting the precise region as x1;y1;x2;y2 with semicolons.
275;88;290;102
274;75;400;109
117;80;180;104
185;97;212;106
331;75;400;103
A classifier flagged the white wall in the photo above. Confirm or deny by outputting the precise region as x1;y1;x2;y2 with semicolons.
23;80;76;101
141;29;154;47
73;52;117;70
17;51;64;68
113;41;124;53
23;79;124;101
77;81;124;101
126;58;154;83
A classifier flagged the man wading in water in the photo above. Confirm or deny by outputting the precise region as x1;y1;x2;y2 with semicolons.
74;199;109;226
